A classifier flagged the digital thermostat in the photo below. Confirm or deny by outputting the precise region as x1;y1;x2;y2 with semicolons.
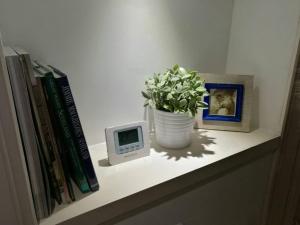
105;121;150;165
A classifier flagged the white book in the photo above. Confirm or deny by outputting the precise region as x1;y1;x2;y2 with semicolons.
3;46;48;220
14;47;55;213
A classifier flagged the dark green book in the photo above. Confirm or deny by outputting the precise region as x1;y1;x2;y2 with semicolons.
50;66;99;192
46;94;76;201
40;71;90;193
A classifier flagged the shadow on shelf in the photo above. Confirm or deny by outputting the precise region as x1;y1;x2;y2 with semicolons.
98;158;110;167
151;130;216;161
97;130;216;166
48;180;96;215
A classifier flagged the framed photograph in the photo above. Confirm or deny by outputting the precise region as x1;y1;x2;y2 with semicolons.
195;73;254;132
203;83;244;122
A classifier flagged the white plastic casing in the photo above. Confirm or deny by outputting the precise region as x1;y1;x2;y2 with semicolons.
105;121;150;165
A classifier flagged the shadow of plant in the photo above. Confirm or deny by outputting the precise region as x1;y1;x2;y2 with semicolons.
151;130;216;161
98;158;110;167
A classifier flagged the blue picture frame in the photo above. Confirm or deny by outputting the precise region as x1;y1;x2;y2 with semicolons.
202;83;244;122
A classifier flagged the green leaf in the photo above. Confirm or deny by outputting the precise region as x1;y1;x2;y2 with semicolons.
182;74;191;79
173;64;179;71
163;87;171;92
141;91;150;99
189;90;196;96
176;84;183;91
162;73;169;81
197;101;208;108
154;74;160;83
189;70;198;75
171;77;180;82
146;79;155;85
157;82;164;88
196;86;206;92
163;104;172;111
167;93;173;100
179;99;187;107
144;100;149;107
196;96;203;101
203;91;210;96
179;67;187;75
148;100;154;107
187;109;193;117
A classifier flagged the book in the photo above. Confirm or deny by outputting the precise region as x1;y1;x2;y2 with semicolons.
3;47;48;220
50;66;99;192
33;64;90;193
33;72;75;202
14;48;74;203
46;100;76;202
34;130;54;216
14;49;62;207
34;75;74;203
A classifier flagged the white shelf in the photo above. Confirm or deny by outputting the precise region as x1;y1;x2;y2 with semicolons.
40;128;280;225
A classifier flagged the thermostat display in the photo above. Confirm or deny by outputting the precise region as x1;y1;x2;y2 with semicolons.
114;126;143;155
105;121;150;165
118;129;139;146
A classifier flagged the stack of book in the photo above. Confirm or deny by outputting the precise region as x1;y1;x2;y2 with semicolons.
0;41;99;220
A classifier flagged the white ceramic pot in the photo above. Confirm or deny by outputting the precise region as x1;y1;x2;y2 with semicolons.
153;109;194;149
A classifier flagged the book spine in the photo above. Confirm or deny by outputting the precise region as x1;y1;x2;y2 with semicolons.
33;78;71;202
17;54;62;205
41;72;90;193
5;55;47;220
56;76;99;191
46;99;75;202
35;132;54;216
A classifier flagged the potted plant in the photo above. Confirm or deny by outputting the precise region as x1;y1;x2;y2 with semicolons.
142;64;208;149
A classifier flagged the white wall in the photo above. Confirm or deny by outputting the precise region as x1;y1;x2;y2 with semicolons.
1;0;300;142
0;0;233;145
226;0;300;134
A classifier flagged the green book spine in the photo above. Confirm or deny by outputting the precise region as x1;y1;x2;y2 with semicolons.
41;72;90;193
33;78;73;202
